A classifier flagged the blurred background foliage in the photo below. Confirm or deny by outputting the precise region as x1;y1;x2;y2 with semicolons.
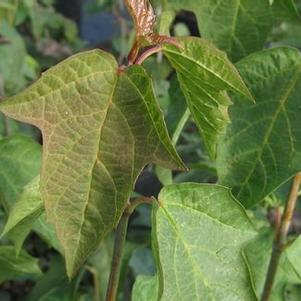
0;0;301;300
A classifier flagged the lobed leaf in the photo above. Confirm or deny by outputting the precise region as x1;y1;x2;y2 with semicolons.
0;49;185;277
163;37;253;158
217;47;301;208
152;183;257;300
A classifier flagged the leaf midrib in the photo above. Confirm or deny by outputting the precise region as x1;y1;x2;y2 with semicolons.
124;71;181;168
163;47;249;98
159;204;253;300
236;65;301;199
159;205;214;301
70;75;118;274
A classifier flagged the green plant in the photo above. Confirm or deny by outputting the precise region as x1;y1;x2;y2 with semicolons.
1;0;301;300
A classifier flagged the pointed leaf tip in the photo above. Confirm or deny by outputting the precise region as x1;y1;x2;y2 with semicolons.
163;37;254;158
1;49;184;277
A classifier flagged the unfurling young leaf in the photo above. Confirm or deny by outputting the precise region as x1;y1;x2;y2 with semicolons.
125;0;179;63
0;49;185;277
125;0;156;39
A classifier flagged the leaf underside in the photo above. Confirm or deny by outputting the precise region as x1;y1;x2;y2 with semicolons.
163;37;253;158
217;47;301;208
0;49;185;277
153;183;257;301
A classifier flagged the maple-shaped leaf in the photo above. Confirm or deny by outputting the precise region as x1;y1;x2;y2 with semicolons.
0;49;185;277
162;37;254;158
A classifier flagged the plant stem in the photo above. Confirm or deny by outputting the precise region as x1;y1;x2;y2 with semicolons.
105;197;153;301
260;172;301;301
105;209;129;301
134;45;163;65
172;108;190;146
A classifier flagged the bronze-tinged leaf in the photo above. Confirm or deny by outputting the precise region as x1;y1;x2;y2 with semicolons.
0;49;185;278
125;0;180;63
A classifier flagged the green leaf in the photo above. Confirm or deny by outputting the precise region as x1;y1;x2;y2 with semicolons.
165;76;189;139
0;246;41;283
242;229;275;298
284;284;301;301
163;37;253;158
0;112;20;137
152;183;257;300
243;230;301;300
155;165;173;186
25;256;80;301
168;0;301;62
168;0;272;62
272;0;301;23
0;49;185;277
132;275;158;301
1;177;43;252
155;76;190;187
88;236;137;301
1;176;60;252
0;21;27;94
0;0;18;25
0;135;41;210
286;235;301;280
217;47;301;208
33;213;61;252
87;236;114;301
157;10;176;36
